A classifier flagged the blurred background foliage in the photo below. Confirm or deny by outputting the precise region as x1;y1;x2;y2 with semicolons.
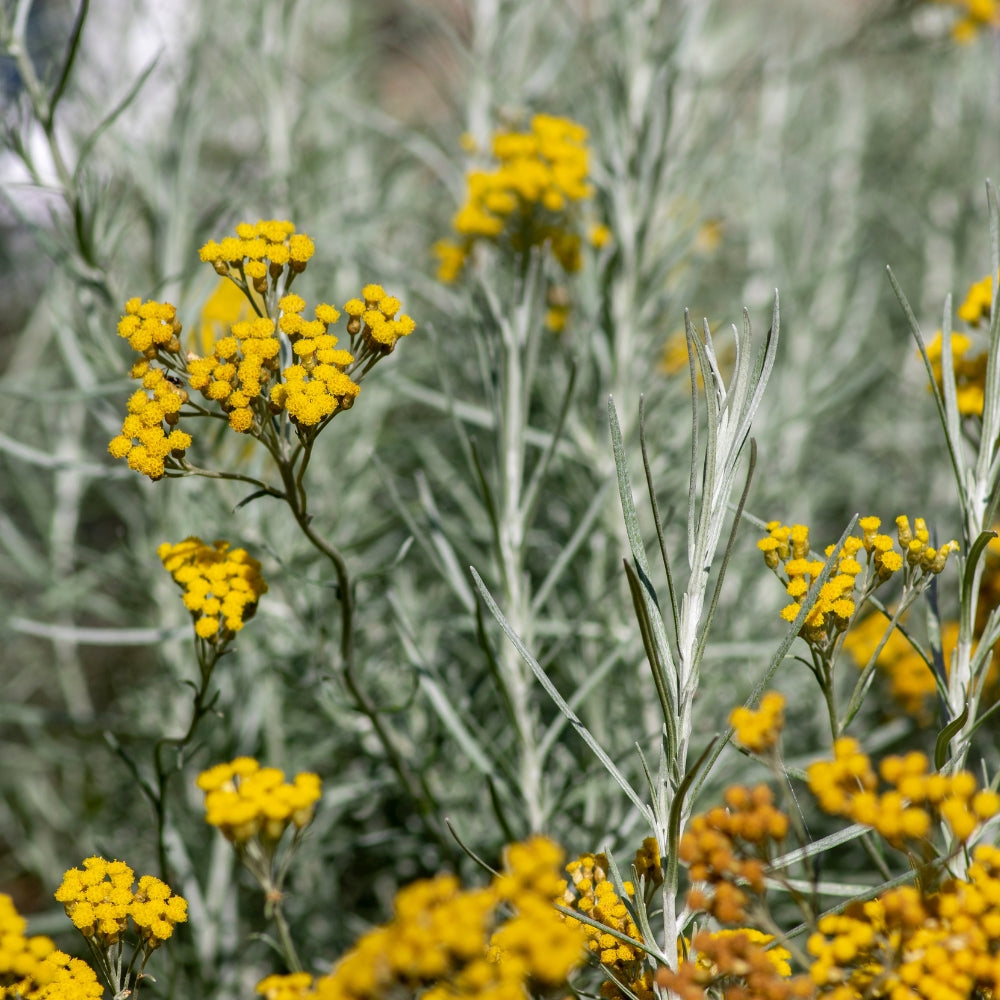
1;0;999;996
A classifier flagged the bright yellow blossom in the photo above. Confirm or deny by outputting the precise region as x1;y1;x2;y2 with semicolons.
730;691;786;753
158;537;267;643
0;893;103;1000
196;756;321;845
258;837;584;1000
53;858;187;953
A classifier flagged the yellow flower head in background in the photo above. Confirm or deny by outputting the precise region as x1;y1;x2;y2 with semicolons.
730;691;786;753
808;741;1000;848
434;114;605;331
158;537;268;643
196;757;322;845
930;0;1000;42
922;271;997;417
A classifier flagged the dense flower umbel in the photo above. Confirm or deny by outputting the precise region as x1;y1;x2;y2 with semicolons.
107;356;192;480
0;893;102;1000
433;115;604;331
843;611;1000;721
198;219;315;282
807;742;1000;851
923;271;997;416
680;785;789;925
196;757;321;846
559;850;647;999
808;845;1000;1000
158;537;267;642
254;837;586;1000
108;222;414;478
730;691;786;753
758;517;957;647
658;928;811;1000
53;858;187;952
925;331;988;417
930;0;1000;42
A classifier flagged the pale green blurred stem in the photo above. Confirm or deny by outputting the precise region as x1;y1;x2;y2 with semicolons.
264;890;303;974
498;304;545;833
466;0;499;147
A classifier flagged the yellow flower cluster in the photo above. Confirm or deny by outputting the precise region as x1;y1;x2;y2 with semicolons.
255;837;585;1000
0;893;102;1000
198;219;315;283
53;858;187;951
560;851;642;965
158;537;268;642
632;836;663;889
758;522;868;643
107;356;192;480
730;691;786;753
808;844;1000;1000
109;224;415;478
186;314;282;433
931;0;1000;42
759;517;957;646
843;606;1000;721
660;928;809;1000
958;272;994;323
842;611;944;718
893;514;959;575
196;757;321;845
925;331;988;417
807;741;1000;849
923;272;997;416
680;785;789;925
434;115;603;330
698;928;792;978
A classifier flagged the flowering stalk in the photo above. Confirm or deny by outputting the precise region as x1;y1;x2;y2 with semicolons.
196;757;322;973
104;223;444;841
889;186;1000;768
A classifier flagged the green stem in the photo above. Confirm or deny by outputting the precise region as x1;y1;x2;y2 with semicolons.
266;894;303;974
151;643;220;881
277;452;448;849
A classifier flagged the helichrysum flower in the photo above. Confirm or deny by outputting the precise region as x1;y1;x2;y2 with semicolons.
679;785;789;925
924;330;988;416
930;0;1000;42
730;691;786;753
53;859;187;953
109;223;415;478
196;757;322;845
107;358;192;481
198;219;313;284
0;892;103;1000
660;928;809;1000
807;741;1000;849
843;606;1000;722
158;537;267;643
808;845;1000;998
435;114;603;332
758;516;956;647
260;836;585;1000
632;836;663;889
129;875;189;949
921;271;1000;416
53;858;134;947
